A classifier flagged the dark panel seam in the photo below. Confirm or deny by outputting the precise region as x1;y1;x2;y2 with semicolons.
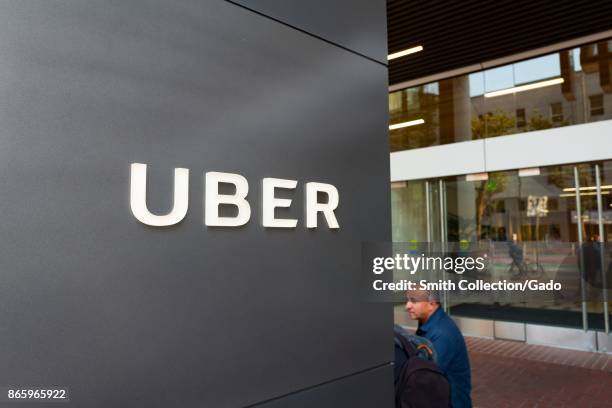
224;0;388;67
242;361;393;407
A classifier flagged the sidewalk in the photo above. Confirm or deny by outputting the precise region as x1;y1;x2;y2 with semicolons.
466;337;612;408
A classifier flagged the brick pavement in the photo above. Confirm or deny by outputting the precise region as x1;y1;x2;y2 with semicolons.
466;337;612;407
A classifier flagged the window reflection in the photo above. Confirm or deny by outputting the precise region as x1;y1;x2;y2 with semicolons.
390;161;612;330
389;38;612;152
513;54;561;85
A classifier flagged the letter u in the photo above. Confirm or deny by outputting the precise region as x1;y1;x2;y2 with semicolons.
130;163;189;226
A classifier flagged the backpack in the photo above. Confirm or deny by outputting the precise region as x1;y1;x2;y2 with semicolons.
394;329;450;408
394;325;438;363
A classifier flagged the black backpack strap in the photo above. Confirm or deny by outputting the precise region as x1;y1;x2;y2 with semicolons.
394;331;417;358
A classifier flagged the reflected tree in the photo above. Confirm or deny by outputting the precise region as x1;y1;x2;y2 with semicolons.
527;114;553;131
475;173;508;240
472;110;515;139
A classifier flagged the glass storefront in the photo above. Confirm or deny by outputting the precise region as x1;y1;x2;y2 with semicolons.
389;38;612;152
391;161;612;331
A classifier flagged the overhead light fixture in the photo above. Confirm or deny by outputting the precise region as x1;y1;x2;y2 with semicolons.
388;45;424;61
484;77;564;98
391;181;407;189
562;185;612;192
559;191;610;197
466;173;489;182
518;167;540;177
389;119;425;130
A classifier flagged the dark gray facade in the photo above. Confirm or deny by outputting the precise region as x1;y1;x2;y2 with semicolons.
0;1;392;407
230;0;388;64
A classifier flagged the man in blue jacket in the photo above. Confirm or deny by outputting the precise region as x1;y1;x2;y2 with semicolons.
406;290;472;408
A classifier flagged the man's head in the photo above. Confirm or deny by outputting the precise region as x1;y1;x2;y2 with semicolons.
405;289;440;323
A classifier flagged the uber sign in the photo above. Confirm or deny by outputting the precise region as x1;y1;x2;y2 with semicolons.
130;163;340;229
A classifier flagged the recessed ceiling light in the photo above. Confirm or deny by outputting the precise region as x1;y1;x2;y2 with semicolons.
518;167;540;177
559;191;610;197
389;119;425;130
484;77;564;98
388;45;424;61
562;185;612;192
466;173;489;182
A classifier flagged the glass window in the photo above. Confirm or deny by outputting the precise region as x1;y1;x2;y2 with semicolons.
391;181;428;242
550;102;563;123
389;37;612;152
392;161;612;330
513;53;560;84
590;94;604;116
516;108;526;128
389;91;402;113
483;65;514;93
468;72;485;97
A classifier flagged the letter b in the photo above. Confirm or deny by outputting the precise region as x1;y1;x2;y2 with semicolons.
205;172;251;227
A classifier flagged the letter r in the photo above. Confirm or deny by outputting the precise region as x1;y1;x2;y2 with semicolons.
305;182;339;229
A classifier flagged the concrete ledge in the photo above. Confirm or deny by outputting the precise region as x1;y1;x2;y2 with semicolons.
390;139;485;181
453;316;495;339
485;120;612;172
525;324;597;352
389;119;612;181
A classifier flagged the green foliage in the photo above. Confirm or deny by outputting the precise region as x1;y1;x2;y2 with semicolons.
471;110;516;139
528;114;553;130
471;110;565;139
475;172;508;239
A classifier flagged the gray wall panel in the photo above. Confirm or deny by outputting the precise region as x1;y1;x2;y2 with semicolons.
254;365;394;408
0;1;392;407
231;0;388;64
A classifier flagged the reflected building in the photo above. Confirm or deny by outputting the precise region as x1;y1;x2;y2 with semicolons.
389;37;612;352
390;42;612;151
